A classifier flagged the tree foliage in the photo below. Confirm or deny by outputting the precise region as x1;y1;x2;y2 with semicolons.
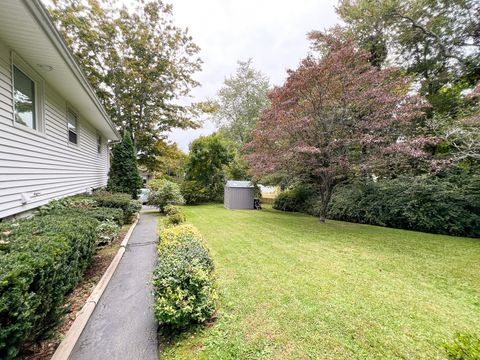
335;0;480;107
49;0;202;166
148;140;187;180
210;59;270;147
107;131;142;199
334;0;480;167
247;32;432;222
184;134;234;201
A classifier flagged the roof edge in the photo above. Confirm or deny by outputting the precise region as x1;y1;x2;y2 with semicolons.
24;0;121;141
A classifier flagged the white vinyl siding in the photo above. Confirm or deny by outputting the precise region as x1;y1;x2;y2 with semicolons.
0;41;110;218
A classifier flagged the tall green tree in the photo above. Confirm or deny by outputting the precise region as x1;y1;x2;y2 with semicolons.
184;134;234;200
107;131;142;198
210;59;270;148
152;140;187;181
334;0;480;109
48;0;202;166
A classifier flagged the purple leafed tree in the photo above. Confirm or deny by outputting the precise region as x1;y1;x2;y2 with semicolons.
246;32;434;222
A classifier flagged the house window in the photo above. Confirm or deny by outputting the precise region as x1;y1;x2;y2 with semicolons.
97;134;102;153
67;109;78;144
13;66;36;129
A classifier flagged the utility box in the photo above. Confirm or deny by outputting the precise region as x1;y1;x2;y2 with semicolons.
224;181;255;210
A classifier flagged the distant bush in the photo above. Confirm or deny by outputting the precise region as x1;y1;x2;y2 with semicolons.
147;179;184;213
0;213;99;360
443;333;480;360
272;175;480;237
273;185;314;213
180;180;212;204
328;176;480;237
153;224;217;328
92;192;141;223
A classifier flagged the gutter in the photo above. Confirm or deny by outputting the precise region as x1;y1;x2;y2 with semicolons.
23;0;121;141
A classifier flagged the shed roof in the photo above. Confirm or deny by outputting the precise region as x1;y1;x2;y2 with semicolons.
225;181;253;188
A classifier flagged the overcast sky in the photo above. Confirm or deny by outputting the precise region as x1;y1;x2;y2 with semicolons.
165;0;340;151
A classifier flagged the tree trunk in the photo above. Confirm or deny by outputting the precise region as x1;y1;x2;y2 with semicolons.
318;185;333;223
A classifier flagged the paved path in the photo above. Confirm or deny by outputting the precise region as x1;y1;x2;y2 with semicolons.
70;210;158;360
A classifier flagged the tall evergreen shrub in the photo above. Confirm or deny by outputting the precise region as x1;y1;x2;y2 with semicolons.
107;131;142;199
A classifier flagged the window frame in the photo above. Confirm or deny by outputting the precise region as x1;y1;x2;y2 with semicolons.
66;106;80;146
97;133;102;154
11;52;45;135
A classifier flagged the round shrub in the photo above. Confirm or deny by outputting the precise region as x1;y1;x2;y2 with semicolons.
147;179;184;213
180;180;211;205
164;204;181;216
273;185;314;212
92;192;141;223
158;224;203;247
164;212;186;228
96;220;120;246
153;224;217;328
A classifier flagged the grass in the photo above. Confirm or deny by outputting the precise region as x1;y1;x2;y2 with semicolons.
160;204;480;359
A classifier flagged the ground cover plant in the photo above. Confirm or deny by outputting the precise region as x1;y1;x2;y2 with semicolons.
161;204;480;359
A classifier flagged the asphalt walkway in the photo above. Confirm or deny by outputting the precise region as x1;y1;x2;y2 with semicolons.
70;210;158;360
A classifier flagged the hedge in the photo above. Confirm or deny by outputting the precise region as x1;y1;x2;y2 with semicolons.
327;176;480;237
52;207;125;226
273;175;480;237
0;213;99;359
92;192;141;223
153;224;217;328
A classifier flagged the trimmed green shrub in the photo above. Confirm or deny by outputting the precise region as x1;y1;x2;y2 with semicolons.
158;224;202;247
53;207;125;226
147;179;184;213
0;213;99;359
107;131;142;199
443;333;480;360
164;212;186;228
180;180;211;205
92;192;141;223
164;204;181;216
153;224;217;328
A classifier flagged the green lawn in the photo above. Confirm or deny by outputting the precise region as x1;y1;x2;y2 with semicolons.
161;204;480;359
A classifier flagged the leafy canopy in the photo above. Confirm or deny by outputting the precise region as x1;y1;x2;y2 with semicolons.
185;134;234;200
49;0;202;167
247;32;431;221
210;59;270;147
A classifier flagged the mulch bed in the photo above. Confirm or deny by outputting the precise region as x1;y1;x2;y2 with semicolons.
21;225;131;360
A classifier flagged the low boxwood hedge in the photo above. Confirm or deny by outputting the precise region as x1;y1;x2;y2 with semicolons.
59;207;125;226
0;213;99;359
153;224;217;328
92;192;141;223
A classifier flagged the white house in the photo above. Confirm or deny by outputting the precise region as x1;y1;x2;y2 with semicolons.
0;0;121;219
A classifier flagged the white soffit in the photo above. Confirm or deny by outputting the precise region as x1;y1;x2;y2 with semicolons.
0;0;120;140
